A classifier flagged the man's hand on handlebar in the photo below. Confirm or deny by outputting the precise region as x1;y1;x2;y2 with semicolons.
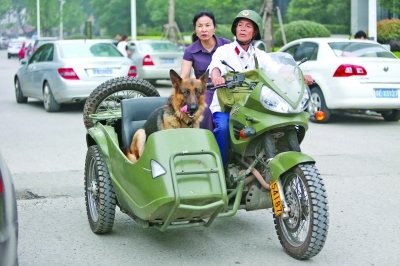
211;76;226;86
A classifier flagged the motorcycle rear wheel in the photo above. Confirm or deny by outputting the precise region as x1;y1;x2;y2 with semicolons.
274;163;329;260
83;76;160;129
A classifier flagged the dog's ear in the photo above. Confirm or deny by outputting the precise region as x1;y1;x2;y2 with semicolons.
199;70;209;87
170;69;182;90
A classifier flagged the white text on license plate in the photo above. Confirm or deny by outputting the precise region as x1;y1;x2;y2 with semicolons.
92;68;113;75
375;89;398;98
270;180;283;217
161;58;175;64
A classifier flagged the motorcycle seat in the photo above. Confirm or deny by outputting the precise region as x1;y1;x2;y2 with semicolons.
121;97;168;150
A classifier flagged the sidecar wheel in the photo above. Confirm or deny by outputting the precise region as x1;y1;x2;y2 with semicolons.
308;87;331;123
83;76;160;129
84;145;116;234
273;163;329;260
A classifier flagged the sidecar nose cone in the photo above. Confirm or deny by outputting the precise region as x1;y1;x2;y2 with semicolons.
151;159;166;179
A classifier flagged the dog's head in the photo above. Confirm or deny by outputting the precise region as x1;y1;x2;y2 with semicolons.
170;69;208;121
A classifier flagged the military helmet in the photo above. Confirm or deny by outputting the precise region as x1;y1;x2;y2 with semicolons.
231;10;262;40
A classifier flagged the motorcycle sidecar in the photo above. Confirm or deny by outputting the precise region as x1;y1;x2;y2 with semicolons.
85;97;228;233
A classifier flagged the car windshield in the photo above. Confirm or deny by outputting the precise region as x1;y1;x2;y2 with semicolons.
138;42;181;53
60;43;123;58
328;42;396;58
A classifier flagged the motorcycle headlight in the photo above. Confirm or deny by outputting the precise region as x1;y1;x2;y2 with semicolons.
260;85;310;114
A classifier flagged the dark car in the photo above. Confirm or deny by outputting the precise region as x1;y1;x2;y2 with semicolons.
0;151;18;266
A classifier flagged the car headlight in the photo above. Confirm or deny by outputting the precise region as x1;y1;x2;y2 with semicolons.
260;85;309;113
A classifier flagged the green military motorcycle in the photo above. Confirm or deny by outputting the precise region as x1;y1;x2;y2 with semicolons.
83;52;329;260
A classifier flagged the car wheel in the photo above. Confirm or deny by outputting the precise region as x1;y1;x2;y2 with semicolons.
381;109;400;122
7;53;11;59
83;76;159;129
15;78;28;103
43;82;60;112
85;145;116;234
308;86;331;123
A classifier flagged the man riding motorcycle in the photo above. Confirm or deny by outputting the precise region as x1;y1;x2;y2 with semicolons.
207;9;313;166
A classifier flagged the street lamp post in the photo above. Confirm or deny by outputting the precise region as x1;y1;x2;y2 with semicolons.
60;0;65;39
131;0;136;40
37;0;41;37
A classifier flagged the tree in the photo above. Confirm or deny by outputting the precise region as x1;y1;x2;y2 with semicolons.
91;0;152;37
0;0;13;20
22;0;86;36
379;0;400;15
285;0;350;26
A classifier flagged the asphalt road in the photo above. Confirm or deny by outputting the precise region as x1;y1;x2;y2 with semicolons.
1;50;400;266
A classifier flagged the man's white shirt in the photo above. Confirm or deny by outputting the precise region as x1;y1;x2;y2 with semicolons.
117;40;129;57
208;41;279;113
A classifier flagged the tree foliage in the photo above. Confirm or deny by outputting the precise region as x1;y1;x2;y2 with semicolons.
285;0;350;26
0;0;356;39
379;0;400;14
274;20;330;46
2;0;86;37
0;0;13;20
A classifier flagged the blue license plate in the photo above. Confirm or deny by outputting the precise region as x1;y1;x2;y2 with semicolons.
92;68;113;75
160;58;175;64
375;89;398;98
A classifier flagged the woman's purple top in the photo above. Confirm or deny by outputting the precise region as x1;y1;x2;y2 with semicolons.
183;36;231;79
183;36;231;131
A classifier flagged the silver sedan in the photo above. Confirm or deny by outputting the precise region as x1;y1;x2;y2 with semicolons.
14;39;137;112
128;39;183;85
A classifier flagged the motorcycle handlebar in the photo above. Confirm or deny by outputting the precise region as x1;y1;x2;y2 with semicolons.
206;82;226;90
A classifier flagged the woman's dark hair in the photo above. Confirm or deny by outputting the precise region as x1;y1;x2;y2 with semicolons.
191;10;216;43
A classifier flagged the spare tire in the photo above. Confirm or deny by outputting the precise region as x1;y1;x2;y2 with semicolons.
83;77;160;129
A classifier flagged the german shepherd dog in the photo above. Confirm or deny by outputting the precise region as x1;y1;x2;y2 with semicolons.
125;69;209;163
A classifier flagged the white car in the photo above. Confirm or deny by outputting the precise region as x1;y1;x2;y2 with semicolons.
7;39;24;59
278;38;400;122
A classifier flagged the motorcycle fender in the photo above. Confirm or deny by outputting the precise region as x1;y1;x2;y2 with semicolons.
86;124;119;160
269;151;315;181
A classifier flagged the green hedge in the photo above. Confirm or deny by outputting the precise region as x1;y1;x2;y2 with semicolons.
273;20;330;47
377;19;400;51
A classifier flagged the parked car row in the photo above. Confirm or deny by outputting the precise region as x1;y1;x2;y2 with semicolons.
7;37;58;60
12;37;400;124
0;36;10;49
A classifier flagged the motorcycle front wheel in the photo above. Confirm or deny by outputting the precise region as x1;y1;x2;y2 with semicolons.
274;163;329;260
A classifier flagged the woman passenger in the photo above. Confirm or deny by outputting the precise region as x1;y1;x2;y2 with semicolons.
180;10;231;131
